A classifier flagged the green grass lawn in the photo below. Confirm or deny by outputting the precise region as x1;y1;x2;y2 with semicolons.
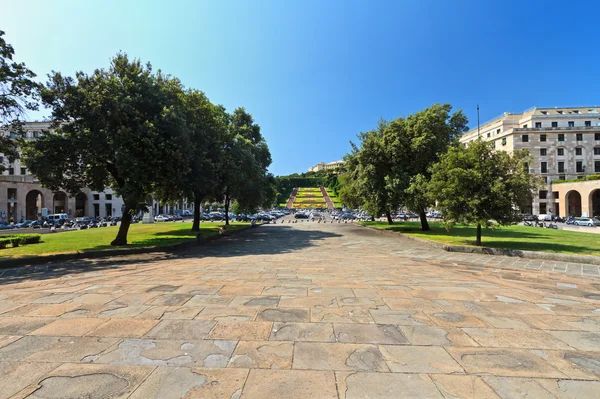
362;221;600;256
0;222;249;259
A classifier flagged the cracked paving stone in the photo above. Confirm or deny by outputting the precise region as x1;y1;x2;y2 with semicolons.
447;347;566;378
91;338;236;367
430;374;501;399
85;318;159;338
256;308;309;322
17;363;153;399
228;341;293;369
379;345;463;374
194;307;257;321
368;309;429;325
144;319;216;340
293;342;388;372
0;362;61;399
310;308;374;323
483;376;557;399
334;323;408;344
207;321;273;340
269;322;335;342
129;367;249;399
144;294;192;307
147;285;180;292
399;325;478;346
337;372;444;399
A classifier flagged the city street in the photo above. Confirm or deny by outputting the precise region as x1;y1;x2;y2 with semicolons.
0;222;599;398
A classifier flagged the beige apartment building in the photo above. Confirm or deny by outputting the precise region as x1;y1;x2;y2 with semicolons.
308;160;345;173
459;106;600;218
0;122;190;222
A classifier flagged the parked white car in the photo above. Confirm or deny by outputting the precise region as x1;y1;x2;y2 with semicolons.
574;217;600;227
154;215;170;222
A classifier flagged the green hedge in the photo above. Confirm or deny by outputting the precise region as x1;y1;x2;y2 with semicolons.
553;174;600;184
0;234;42;249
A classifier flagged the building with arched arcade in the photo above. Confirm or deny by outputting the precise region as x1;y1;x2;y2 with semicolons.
0;122;192;222
460;106;600;218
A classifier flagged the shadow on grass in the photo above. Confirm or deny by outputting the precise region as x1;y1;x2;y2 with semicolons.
0;225;342;285
365;222;599;255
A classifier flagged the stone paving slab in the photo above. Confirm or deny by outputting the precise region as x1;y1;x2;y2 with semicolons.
1;222;600;397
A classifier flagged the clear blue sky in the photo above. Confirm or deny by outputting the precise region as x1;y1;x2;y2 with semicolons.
2;0;600;176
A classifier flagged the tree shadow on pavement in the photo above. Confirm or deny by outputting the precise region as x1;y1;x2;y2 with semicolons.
0;225;341;286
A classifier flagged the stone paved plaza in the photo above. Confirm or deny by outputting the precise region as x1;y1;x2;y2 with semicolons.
1;222;600;398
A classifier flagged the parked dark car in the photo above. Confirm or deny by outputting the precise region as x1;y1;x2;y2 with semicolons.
294;212;309;219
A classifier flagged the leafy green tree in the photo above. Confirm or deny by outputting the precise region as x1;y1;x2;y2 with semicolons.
341;119;397;223
24;53;192;245
385;104;468;231
0;30;41;170
428;139;540;246
181;89;228;231
216;108;272;225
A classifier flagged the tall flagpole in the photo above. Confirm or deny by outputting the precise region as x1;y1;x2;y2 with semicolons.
477;104;480;138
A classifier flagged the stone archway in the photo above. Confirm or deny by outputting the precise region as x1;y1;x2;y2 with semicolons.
53;191;67;214
75;192;87;217
566;190;582;217
26;190;44;220
589;190;600;218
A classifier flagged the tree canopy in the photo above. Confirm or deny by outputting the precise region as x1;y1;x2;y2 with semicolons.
0;30;41;170
24;53;193;245
428;138;540;245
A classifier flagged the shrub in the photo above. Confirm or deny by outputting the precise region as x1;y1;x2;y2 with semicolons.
10;237;24;247
0;234;42;249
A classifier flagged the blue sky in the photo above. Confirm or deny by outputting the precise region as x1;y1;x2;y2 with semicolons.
2;0;600;176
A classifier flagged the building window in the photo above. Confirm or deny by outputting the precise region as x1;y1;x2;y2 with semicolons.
535;122;542;128
576;147;583;156
7;188;16;200
568;121;575;127
557;148;565;156
523;124;528;129
596;161;600;173
105;194;112;200
595;147;600;155
595;133;600;141
558;162;565;173
93;194;100;201
539;203;547;214
20;167;26;175
559;174;565;180
540;148;547;156
543;177;548;184
486;132;490;138
586;121;592;127
576;161;584;173
501;137;506;146
557;110;563;114
558;133;565;141
553;191;559;199
8;167;14;175
552;122;558;128
540;134;547;142
524;162;529;172
32;131;40;138
541;162;548;173
576;133;583;141
541;111;547;115
539;190;547;199
496;129;500;134
522;134;529;142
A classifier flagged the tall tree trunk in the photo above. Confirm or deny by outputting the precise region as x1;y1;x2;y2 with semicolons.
111;203;132;246
191;193;202;232
419;208;430;231
476;223;482;246
385;210;393;225
224;195;230;226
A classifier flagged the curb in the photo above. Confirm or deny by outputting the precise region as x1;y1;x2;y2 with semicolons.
362;225;600;266
0;224;254;269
